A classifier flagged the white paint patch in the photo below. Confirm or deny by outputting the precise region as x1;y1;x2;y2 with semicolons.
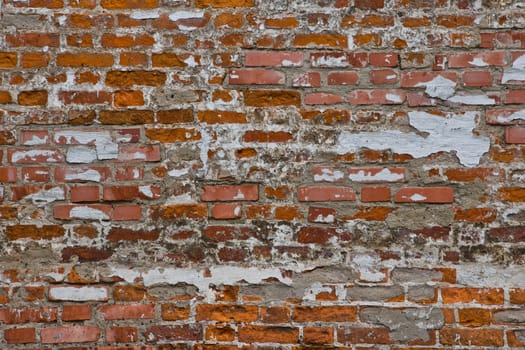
447;94;496;105
24;135;48;145
168;168;189;177
64;169;101;182
314;168;344;182
130;9;160;19
54;131;118;160
385;93;403;103
495;109;525;124
107;266;292;291
336;111;490;167
25;187;65;205
502;55;525;83
184;56;198;67
50;286;108;301
233;206;241;216
233;190;245;200
281;59;301;67
198;129;211;177
312;55;347;67
468;57;488;67
348;168;404;182
314;214;335;223
66;146;97;164
168;11;205;22
139;185;154;198
417;76;456;100
409;194;427;201
11;150;58;163
70;206;109;220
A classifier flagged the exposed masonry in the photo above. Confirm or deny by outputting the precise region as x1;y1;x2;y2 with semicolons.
2;0;525;348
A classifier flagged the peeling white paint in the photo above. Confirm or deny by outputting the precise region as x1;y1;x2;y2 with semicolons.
66;146;97;164
314;168;344;182
11;150;58;163
312;55;347;67
468;57;488;67
348;168;404;182
184;56;198;67
314;214;335;223
447;94;496;105
168;168;189;177
108;266;291;291
64;169;101;182
54;131;118;160
165;193;194;204
70;206;109;220
168;11;205;22
49;286;108;301
409;194;427;201
139;185;154;198
417;76;456;100
25;187;65;205
233;190;245;200
385;93;403;103
24;135;48;145
130;9;160;19
336;111;490;167
502;55;525;83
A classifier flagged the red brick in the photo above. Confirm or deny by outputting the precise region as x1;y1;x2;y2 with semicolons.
245;51;304;67
440;328;503;346
106;326;138;343
395;187;454;203
463;71;493;87
202;185;258;201
98;304;155;320
41;326;100;343
349;89;406;105
305;92;345;105
229;69;285;85
211;203;242;219
238;325;299;343
361;186;391;202
71;185;99;202
298;186;356;201
62;305;92;321
327;71;359;85
4;328;36;344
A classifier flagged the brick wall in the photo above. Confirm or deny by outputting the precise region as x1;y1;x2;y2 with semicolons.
1;0;525;348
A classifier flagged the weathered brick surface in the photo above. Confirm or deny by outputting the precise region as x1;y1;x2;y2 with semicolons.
0;0;525;348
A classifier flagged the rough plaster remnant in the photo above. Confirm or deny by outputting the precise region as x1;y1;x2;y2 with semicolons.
457;265;525;287
49;286;108;301
64;169;102;182
26;187;65;205
336;111;490;167
360;307;444;342
417;76;456;100
130;10;160;19
348;168;404;182
502;55;525;83
66;146;97;164
493;310;525;323
407;285;436;301
392;268;443;283
352;254;385;282
70;206;110;220
347;285;404;302
152;89;200;107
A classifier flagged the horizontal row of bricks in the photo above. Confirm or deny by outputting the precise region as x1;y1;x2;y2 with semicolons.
0;50;516;68
3;325;524;347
